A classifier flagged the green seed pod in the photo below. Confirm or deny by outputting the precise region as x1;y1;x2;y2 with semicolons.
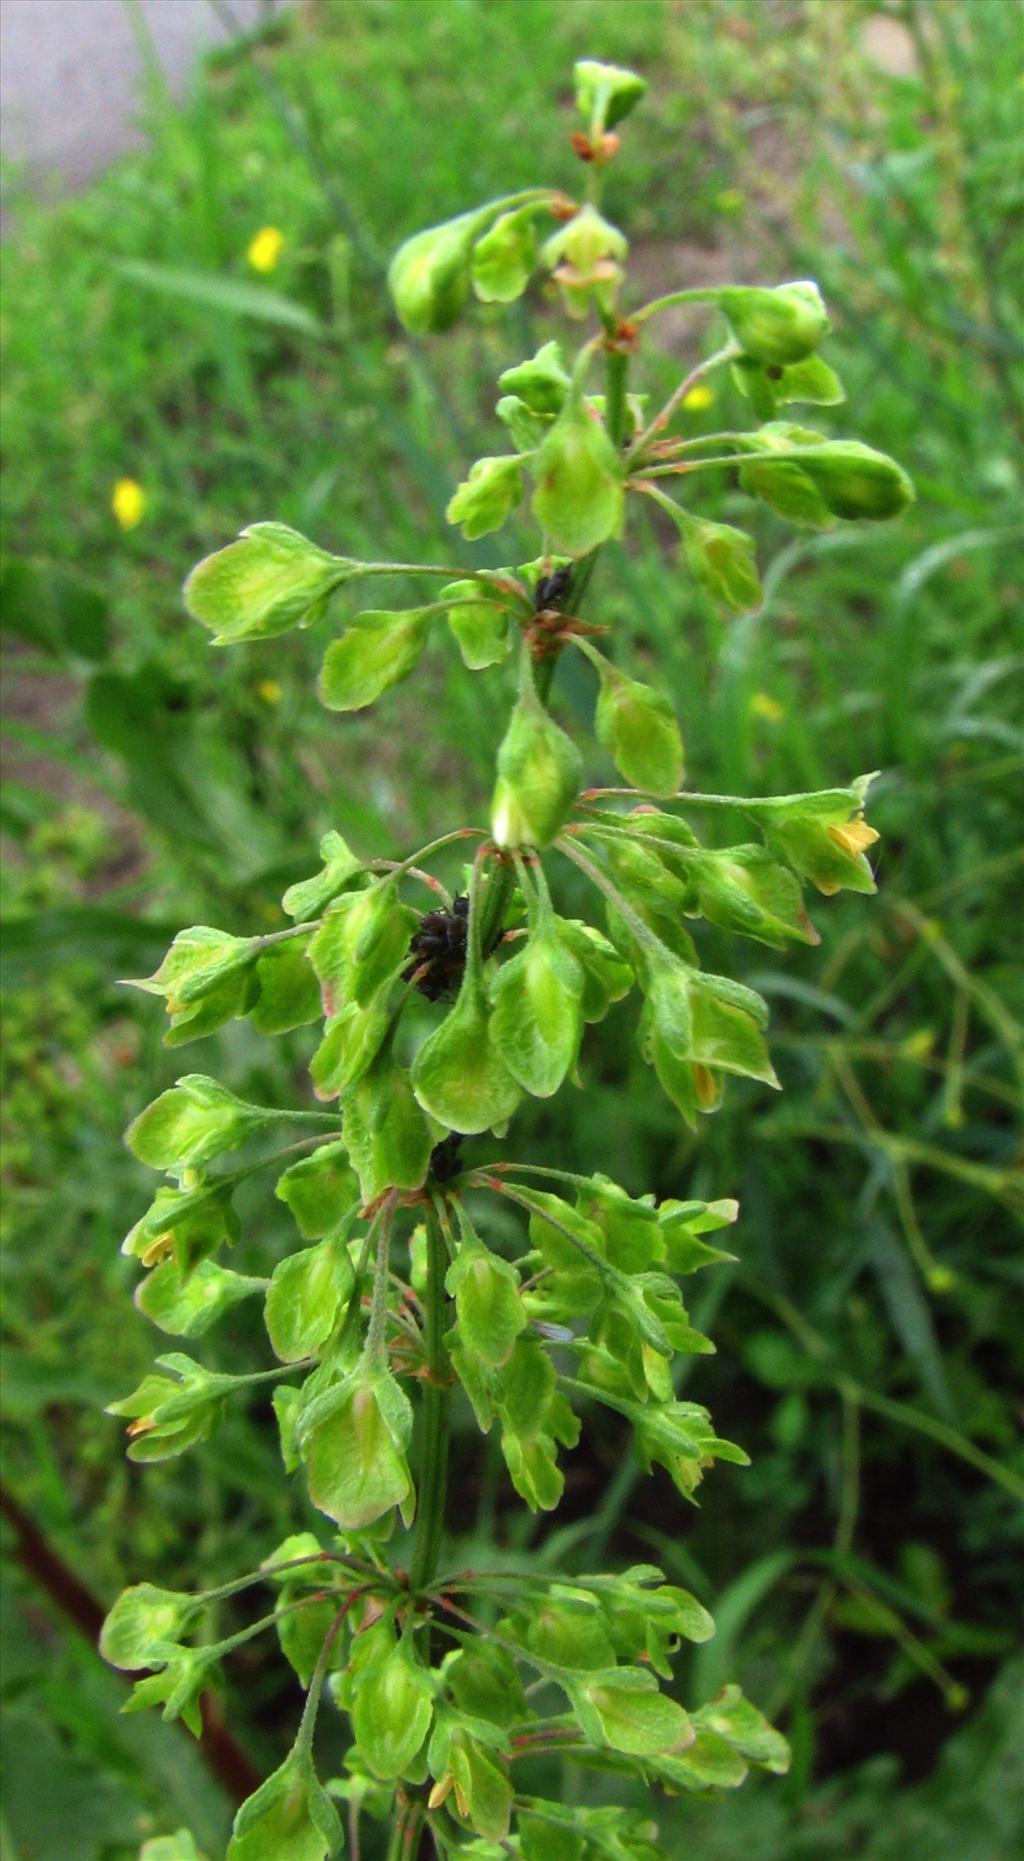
693;845;819;947
411;968;521;1134
100;1582;197;1670
574;59;648;132
531;381;624;557
593;657;684;797
441;579;512;668
489;918;583;1097
274;1140;356;1239
718;281;829;365
554;916;633;1023
387;207;491;334
798;439;915;520
643;960;778;1127
299;1363;413;1529
351;1641;434;1780
184;522;353;644
681;515;762;615
491;688;583;849
318;606;432;711
447;1234;526;1367
226;1751;342;1861
125;1075;265;1173
446;455;524;541
264;1234;354;1363
496;394;552;452
571;1670;693;1758
471;205;538;303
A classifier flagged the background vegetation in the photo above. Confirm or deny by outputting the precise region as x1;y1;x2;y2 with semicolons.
2;1;1021;1856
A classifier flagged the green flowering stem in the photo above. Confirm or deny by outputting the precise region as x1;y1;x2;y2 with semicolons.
555;832;676;964
410;1200;452;1594
364;1199;396;1370
629;341;740;460
196;1549;379;1608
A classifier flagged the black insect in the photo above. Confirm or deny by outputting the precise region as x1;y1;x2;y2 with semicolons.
429;1132;464;1183
533;565;573;612
402;894;470;1001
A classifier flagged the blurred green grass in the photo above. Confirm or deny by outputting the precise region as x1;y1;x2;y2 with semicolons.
2;2;1022;1857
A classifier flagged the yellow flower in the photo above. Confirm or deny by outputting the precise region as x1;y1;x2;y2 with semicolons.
683;382;715;412
247;225;285;274
749;690;784;722
112;478;146;530
257;678;283;705
827;816;880;859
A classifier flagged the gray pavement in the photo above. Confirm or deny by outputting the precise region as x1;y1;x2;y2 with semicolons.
1;0;285;192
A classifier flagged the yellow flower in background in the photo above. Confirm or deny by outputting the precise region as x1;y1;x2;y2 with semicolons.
247;226;285;273
749;690;784;722
682;382;715;412
112;478;146;530
257;678;283;705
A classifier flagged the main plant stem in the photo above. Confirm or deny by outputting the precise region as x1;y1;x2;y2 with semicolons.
409;1205;451;1594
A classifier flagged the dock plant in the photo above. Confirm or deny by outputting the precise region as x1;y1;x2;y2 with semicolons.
102;58;912;1861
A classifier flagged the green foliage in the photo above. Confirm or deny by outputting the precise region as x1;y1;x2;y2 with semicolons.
3;5;1021;1859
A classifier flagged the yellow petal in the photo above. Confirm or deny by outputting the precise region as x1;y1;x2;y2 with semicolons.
112;478;146;530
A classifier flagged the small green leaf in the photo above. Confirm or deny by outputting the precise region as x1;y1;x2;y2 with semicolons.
412;973;521;1135
125;1075;268;1172
281;830;363;921
318;608;431;711
442;579;512;668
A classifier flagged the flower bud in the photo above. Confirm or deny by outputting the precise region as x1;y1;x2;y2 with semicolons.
593;658;684;797
471;205;538;303
491;690;583;848
446;454;524;541
530;384;625;557
554;917;633;1023
100;1582;197;1670
642;960;777;1127
541;203;628;319
498;340;571;415
574;59;648;132
742;774;881;895
718;281;829;365
387;207;490;334
184;522;352;644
